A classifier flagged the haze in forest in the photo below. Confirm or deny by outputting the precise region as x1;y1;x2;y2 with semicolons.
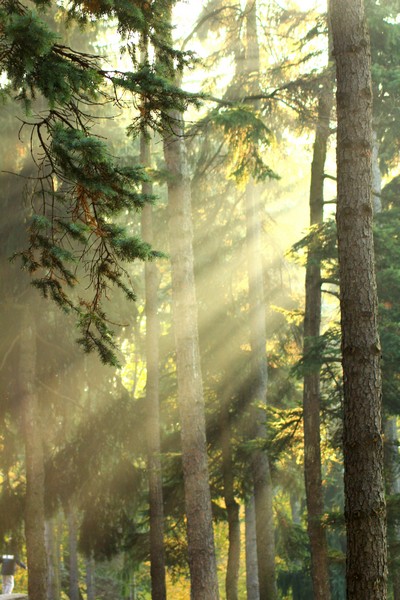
0;0;398;599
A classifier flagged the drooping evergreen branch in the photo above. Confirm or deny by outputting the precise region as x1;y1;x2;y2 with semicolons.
191;105;279;185
14;115;162;365
0;0;193;364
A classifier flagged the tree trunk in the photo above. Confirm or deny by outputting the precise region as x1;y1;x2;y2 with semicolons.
85;555;96;600
220;403;240;600
290;490;301;525
44;516;61;600
302;80;333;600
163;109;219;600
67;503;80;600
245;495;260;600
20;307;48;600
141;132;167;600
331;1;387;597
243;3;277;597
245;180;276;599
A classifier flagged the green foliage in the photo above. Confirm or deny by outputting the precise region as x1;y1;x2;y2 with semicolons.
289;218;338;283
122;63;201;137
366;0;400;172
0;0;194;365
374;203;400;414
293;328;341;379
45;388;147;549
275;509;313;600
198;105;279;185
35;53;102;108
265;406;303;463
0;9;57;89
11;121;160;365
1;6;104;111
79;458;144;560
0;486;25;542
291;176;400;419
65;0;182;70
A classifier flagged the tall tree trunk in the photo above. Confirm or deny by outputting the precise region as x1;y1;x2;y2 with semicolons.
161;8;219;596
245;183;276;600
372;108;398;600
20;306;48;600
220;402;240;600
245;495;260;600
331;1;387;597
302;79;333;600
163;111;219;600
243;2;277;596
141;132;167;600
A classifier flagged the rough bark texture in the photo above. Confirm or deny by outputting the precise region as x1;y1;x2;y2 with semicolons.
303;82;333;600
245;495;260;600
141;133;167;600
331;1;387;597
19;308;47;600
163;111;219;600
220;404;240;600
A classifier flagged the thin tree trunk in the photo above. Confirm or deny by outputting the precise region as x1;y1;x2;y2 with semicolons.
67;503;80;600
245;495;259;600
243;3;277;596
45;516;61;600
163;110;219;600
20;306;48;600
141;132;167;600
245;179;276;600
85;555;95;600
220;402;240;600
371;128;396;599
302;79;333;600
331;1;387;597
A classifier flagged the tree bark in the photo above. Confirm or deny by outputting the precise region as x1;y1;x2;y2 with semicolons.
141;132;167;600
220;403;240;600
302;80;333;600
20;307;48;600
245;495;260;600
163;109;219;600
44;516;61;600
331;1;387;597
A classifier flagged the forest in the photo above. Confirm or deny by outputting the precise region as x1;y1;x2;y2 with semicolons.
0;0;398;598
